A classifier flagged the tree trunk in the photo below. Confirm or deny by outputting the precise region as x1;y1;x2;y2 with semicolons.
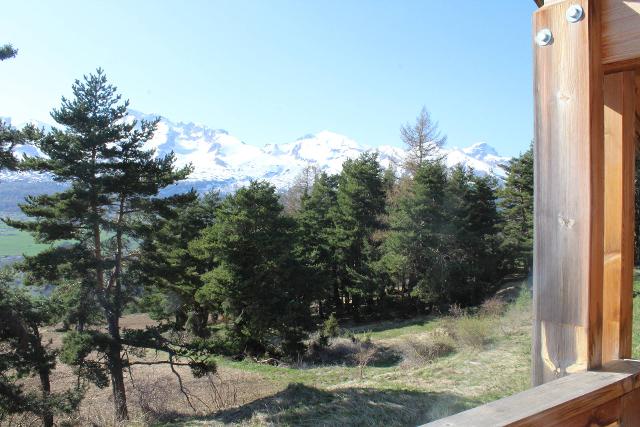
333;281;341;314
188;306;210;338
38;367;53;427
175;308;188;331
106;197;129;421
106;313;128;421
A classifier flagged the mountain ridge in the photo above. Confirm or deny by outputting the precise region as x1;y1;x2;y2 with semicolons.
1;111;511;192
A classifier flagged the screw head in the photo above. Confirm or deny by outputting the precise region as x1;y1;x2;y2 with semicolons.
535;29;553;46
566;4;584;22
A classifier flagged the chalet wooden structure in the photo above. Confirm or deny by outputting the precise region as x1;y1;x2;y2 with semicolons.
427;0;640;425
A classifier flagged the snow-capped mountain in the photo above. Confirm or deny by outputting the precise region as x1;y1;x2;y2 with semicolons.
1;111;510;192
443;142;510;178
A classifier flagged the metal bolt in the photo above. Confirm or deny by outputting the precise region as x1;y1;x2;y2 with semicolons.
535;29;553;46
566;4;584;23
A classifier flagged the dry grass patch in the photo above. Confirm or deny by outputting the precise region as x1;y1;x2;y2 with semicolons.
398;329;455;367
5;289;536;427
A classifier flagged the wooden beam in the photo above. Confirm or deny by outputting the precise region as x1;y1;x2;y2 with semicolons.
602;72;635;364
602;0;640;67
637;72;640;140
532;0;604;386
423;360;640;427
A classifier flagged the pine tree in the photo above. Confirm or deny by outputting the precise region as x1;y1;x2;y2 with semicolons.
135;190;220;336
295;172;340;316
1;45;42;176
0;269;81;427
6;69;195;421
391;160;449;306
0;121;20;172
334;153;386;315
0;44;17;61
498;144;534;274
191;181;313;355
400;106;446;174
445;166;503;305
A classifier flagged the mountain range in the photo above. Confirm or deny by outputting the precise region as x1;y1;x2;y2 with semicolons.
1;110;510;194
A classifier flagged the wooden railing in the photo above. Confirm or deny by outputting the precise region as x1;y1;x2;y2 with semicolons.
423;360;640;426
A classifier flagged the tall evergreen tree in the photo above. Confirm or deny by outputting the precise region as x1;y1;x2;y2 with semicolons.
191;181;313;355
445;166;503;305
135;190;220;336
6;69;195;421
390;160;449;305
498;144;534;274
295;172;340;316
334;153;386;314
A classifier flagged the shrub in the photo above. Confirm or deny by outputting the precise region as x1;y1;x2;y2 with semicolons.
448;303;465;318
305;336;387;367
450;315;492;349
401;331;455;366
131;377;173;422
499;283;533;335
355;344;377;379
322;314;340;338
479;296;506;317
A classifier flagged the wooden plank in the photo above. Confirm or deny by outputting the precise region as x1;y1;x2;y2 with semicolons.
560;397;621;427
532;0;604;386
620;387;640;425
637;72;640;143
603;57;640;75
422;360;640;427
602;72;636;364
602;0;640;66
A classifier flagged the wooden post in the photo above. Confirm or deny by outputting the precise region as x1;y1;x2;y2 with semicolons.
602;71;635;364
532;0;604;385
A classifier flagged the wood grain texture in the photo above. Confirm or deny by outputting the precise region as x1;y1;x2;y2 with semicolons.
560;397;620;427
620;387;640;425
602;0;640;66
532;0;604;386
422;360;640;427
636;72;640;142
602;72;635;364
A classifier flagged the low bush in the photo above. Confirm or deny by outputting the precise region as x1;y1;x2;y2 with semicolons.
131;377;174;423
305;336;390;367
479;296;506;317
449;315;492;349
322;314;340;338
400;331;455;366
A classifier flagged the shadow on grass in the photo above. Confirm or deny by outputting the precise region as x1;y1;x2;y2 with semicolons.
347;316;436;335
165;383;479;427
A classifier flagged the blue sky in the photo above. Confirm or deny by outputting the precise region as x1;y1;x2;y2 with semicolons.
1;1;537;157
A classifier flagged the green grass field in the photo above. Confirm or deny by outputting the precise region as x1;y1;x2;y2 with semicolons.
0;221;50;257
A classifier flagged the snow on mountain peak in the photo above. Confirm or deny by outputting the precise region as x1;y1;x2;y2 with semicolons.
2;112;511;189
462;142;498;159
